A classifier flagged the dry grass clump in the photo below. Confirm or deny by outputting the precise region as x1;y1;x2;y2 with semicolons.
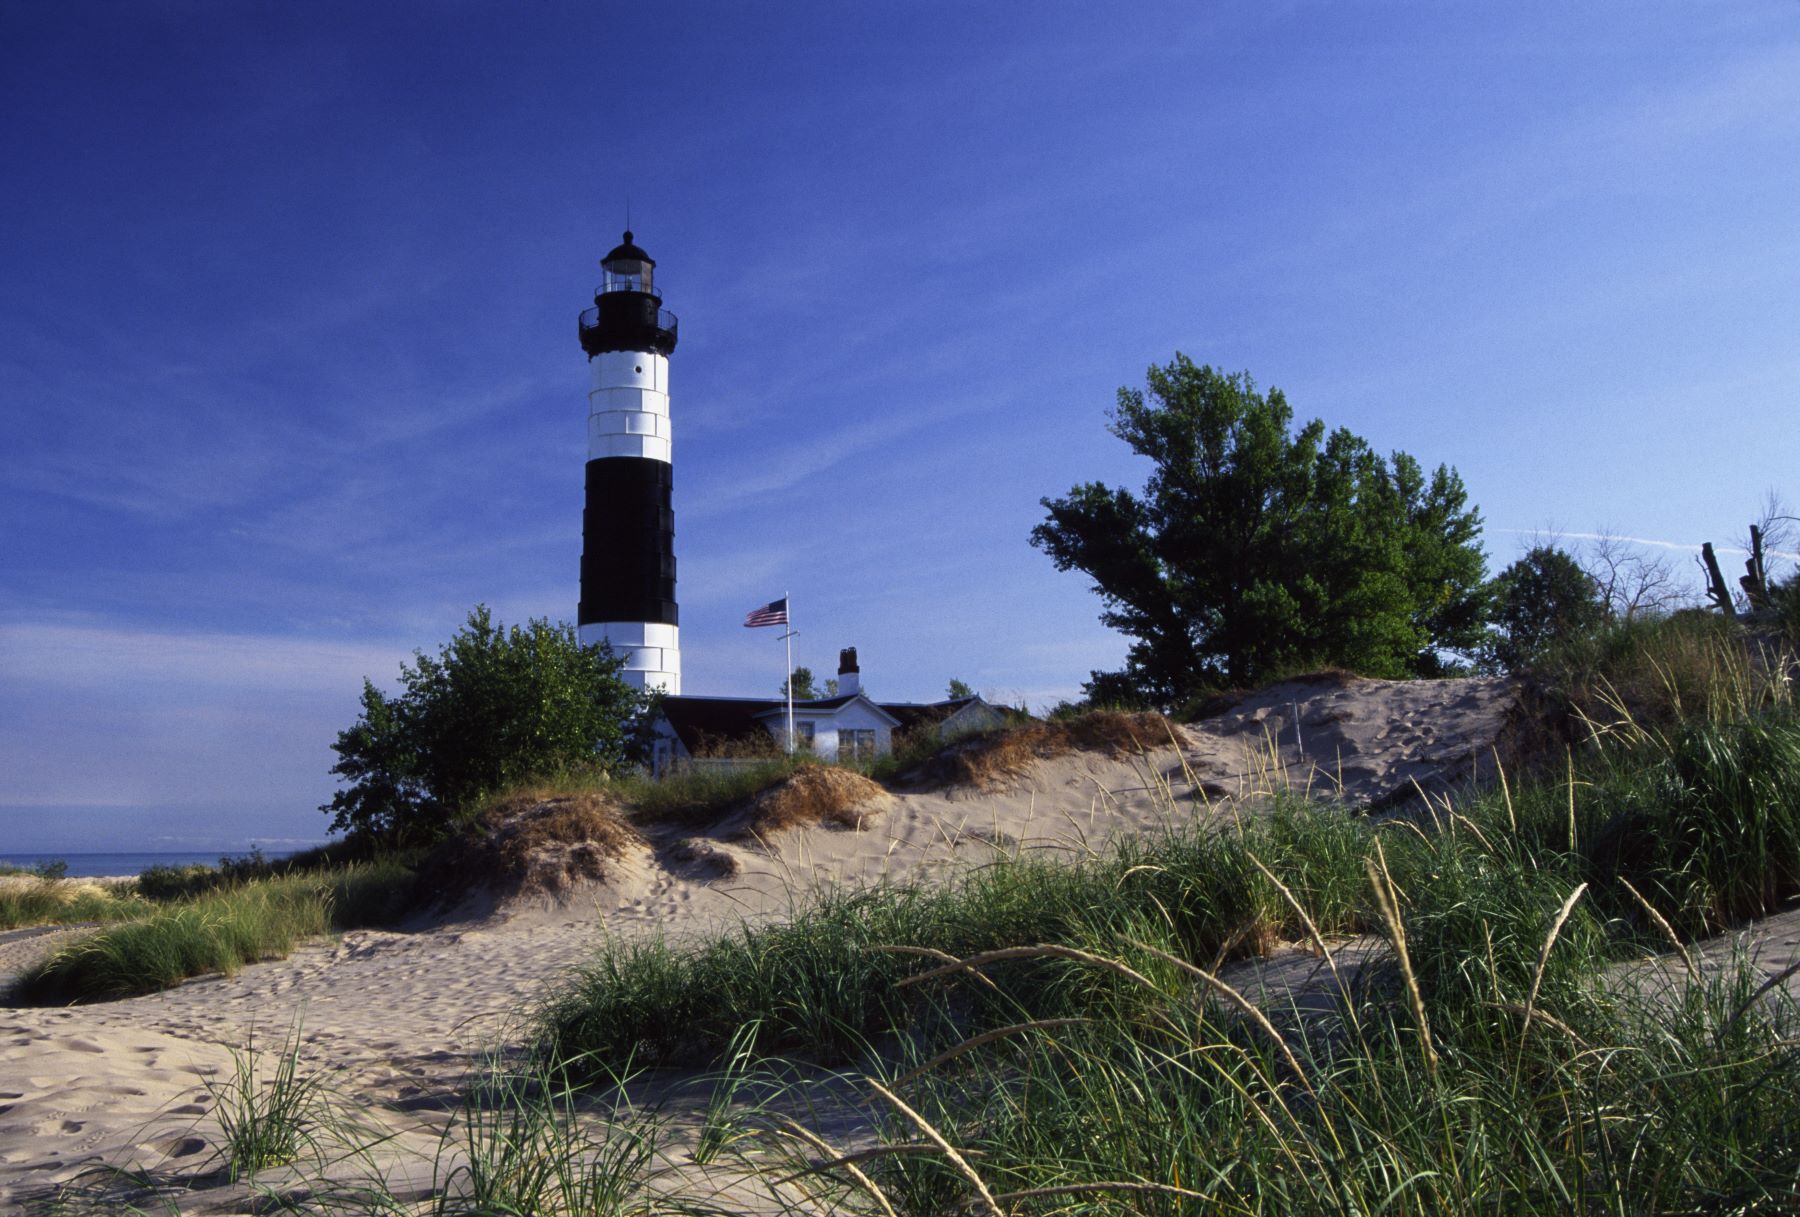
738;764;890;839
1547;611;1773;736
426;790;646;899
0;874;149;930
913;710;1173;789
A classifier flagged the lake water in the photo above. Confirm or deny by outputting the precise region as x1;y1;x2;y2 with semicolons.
0;851;306;879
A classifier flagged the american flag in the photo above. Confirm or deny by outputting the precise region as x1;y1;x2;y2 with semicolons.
743;597;789;628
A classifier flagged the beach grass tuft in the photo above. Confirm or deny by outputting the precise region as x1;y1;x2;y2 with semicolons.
7;860;415;1005
205;1020;332;1183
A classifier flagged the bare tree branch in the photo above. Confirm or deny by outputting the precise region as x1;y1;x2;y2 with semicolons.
1582;529;1688;621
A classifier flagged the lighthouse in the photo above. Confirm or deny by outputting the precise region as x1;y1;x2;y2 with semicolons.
577;231;681;693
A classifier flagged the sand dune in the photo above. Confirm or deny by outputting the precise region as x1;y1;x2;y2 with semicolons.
14;672;1786;1211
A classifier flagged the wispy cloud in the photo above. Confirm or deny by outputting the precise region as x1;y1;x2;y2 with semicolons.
1490;528;1800;563
0;618;413;693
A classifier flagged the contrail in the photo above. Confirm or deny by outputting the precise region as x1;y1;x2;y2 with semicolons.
1492;528;1800;563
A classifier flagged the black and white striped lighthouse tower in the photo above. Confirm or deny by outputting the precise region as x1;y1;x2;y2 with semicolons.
577;232;680;693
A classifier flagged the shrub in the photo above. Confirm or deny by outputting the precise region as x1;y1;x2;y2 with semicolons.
1481;546;1608;674
738;764;889;837
323;606;646;847
1771;571;1800;645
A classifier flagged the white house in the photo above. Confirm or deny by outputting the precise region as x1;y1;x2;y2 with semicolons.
648;647;1010;773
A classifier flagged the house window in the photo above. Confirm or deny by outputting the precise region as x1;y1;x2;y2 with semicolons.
838;728;877;764
795;721;816;750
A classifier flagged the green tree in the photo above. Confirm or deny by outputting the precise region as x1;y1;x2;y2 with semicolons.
1481;546;1608;673
780;666;820;700
1031;357;1487;705
322;606;645;846
946;678;975;700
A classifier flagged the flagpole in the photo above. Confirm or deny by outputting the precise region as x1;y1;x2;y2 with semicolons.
781;590;795;753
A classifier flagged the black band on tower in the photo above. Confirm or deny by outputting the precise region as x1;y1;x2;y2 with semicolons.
579;292;679;357
579;457;678;626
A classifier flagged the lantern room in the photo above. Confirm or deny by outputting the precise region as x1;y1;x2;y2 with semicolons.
580;230;679;357
601;231;657;296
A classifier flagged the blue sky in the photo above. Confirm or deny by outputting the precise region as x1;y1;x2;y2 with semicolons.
3;2;1796;852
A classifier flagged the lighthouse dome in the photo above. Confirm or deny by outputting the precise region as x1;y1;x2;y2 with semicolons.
603;231;654;267
602;231;656;291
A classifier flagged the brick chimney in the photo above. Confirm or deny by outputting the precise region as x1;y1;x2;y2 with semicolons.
837;646;861;697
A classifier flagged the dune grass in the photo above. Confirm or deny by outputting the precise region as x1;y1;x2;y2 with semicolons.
526;684;1800;1213
0;876;151;931
8;860;415;1004
49;1032;693;1216
544;701;1800;1077
825;938;1800;1217
874;709;1174;790
1536;608;1787;735
612;753;814;828
134;838;408;902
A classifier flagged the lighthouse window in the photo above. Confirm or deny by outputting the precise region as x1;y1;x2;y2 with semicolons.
635;365;643;373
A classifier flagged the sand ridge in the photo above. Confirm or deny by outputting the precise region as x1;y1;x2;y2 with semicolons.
0;674;1553;1207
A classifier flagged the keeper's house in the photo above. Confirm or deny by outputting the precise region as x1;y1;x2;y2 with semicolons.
647;648;1009;773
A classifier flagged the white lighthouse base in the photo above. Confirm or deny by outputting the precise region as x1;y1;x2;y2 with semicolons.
580;621;680;695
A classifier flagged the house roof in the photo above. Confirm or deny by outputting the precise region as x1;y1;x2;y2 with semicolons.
879;696;984;730
655;695;783;755
655;693;990;754
751;695;902;728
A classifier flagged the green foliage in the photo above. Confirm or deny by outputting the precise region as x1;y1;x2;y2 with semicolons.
537;802;1366;1074
540;699;1800;1083
323;606;645;847
11;877;331;1003
946;677;975;699
780;665;820;700
137;847;275;901
1481;545;1609;673
1032;356;1487;704
135;861;222;901
873;945;1800;1217
1772;569;1800;643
